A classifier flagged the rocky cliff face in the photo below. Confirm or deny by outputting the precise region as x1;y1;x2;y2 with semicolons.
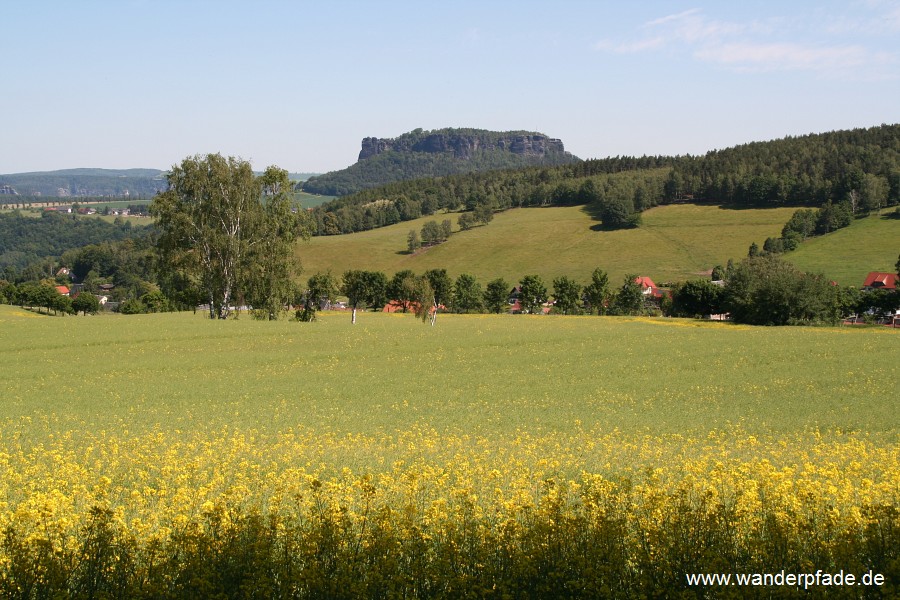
358;130;567;161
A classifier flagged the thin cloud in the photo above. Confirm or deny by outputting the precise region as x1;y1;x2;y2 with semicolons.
644;8;701;28
594;6;898;80
696;42;870;72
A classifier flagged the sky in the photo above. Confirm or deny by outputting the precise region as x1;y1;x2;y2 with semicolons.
2;0;899;175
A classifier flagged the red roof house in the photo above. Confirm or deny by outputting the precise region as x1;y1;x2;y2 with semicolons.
634;276;666;298
55;285;70;296
862;272;898;291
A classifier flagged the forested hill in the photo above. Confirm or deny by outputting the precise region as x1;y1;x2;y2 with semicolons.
0;210;154;273
669;124;900;206
301;128;580;196
309;124;900;236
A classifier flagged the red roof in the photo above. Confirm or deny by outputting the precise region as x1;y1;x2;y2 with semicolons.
55;285;69;295
383;300;443;314
862;272;898;290
634;276;657;290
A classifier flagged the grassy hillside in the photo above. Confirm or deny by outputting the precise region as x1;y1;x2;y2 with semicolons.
785;209;900;285
297;203;799;284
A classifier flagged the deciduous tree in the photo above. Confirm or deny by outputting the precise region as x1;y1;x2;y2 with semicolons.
424;268;452;308
552;275;582;315
518;275;547;315
151;155;310;320
583;268;610;315
484;278;509;314
407;229;420;253
613;274;644;315
669;279;723;318
452;274;483;313
72;292;101;315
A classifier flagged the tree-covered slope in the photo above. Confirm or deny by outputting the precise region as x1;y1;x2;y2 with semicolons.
309;124;900;237
301;128;579;196
0;210;154;271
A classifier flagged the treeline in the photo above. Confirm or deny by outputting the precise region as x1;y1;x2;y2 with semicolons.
0;210;153;274
294;255;899;326
302;147;578;197
669;124;900;208
310;124;900;236
311;158;674;235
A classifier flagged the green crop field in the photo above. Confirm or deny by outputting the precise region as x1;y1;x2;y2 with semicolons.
296;203;800;284
2;306;896;438
295;190;334;208
1;306;898;595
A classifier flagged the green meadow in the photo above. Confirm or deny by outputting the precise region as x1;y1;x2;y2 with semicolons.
296;203;791;284
786;209;900;285
2;305;897;442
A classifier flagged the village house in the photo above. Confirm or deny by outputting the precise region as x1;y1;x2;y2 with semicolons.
634;276;665;299
862;271;898;291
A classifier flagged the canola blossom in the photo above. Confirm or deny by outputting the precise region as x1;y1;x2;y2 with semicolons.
1;420;897;597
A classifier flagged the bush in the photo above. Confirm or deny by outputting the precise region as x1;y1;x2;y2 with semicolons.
119;298;145;314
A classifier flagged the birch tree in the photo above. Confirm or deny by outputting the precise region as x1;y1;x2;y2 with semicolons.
151;154;309;319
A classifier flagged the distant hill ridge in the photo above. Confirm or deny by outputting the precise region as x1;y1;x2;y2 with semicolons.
302;127;579;196
0;168;317;199
0;169;167;199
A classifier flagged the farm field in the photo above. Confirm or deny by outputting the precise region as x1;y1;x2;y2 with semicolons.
297;203;801;285
295;190;335;208
1;306;898;596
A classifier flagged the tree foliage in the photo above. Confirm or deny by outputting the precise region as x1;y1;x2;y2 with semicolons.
518;275;547;315
552;276;582;315
723;256;841;325
0;210;152;275
669;279;723;318
452;274;483;313
151;155;311;320
484;278;509;314
424;268;452;307
613;275;645;316
583;268;610;315
299;271;339;321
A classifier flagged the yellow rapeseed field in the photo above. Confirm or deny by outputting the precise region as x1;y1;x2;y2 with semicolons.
0;308;897;597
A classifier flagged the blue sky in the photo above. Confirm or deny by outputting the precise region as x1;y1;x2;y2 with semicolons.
2;0;899;174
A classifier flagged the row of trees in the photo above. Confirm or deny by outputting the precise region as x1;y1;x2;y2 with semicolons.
0;281;101;316
288;253;899;328
292;267;653;324
407;206;498;253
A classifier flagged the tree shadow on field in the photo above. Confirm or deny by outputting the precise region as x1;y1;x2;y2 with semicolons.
580;204;640;232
